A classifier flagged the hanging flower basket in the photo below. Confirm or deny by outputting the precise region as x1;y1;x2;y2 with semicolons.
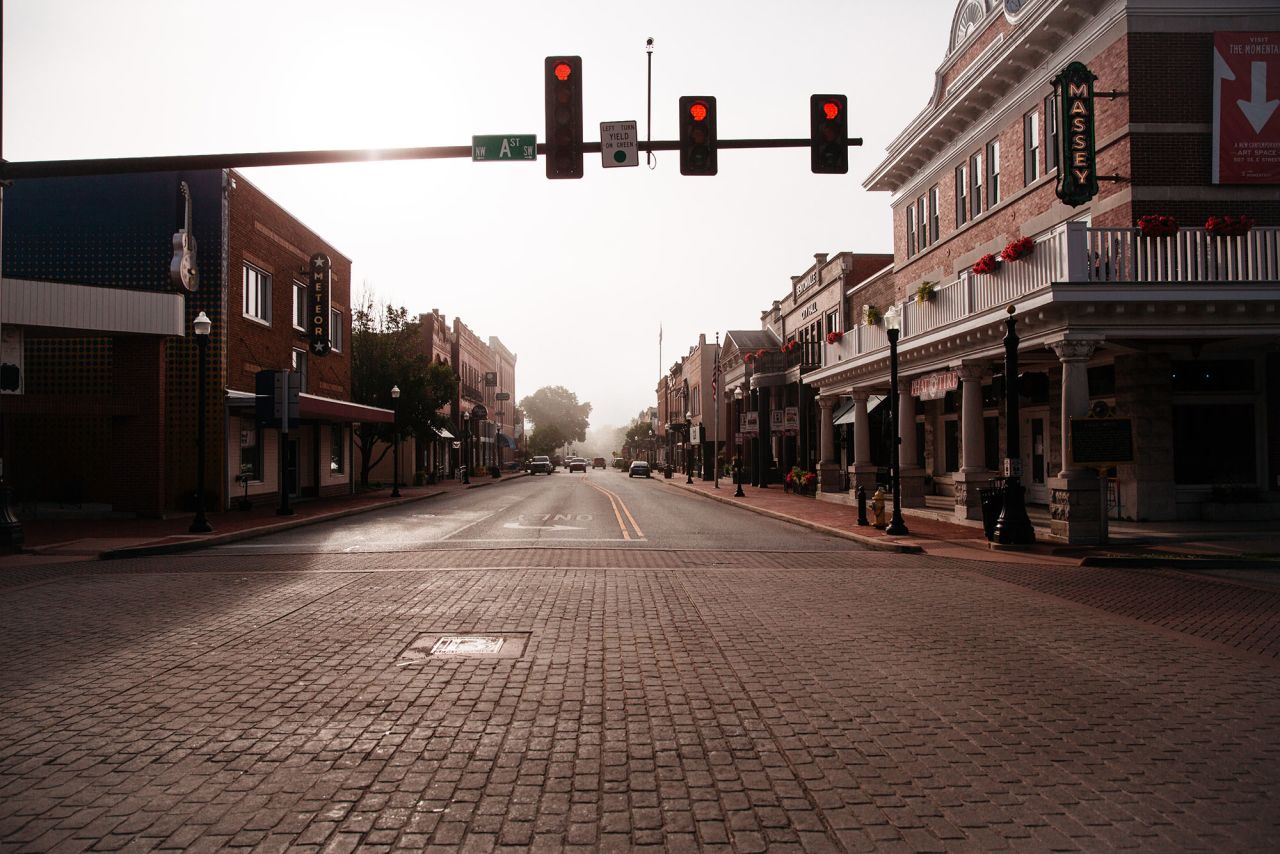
863;305;882;327
743;351;757;364
783;339;800;354
972;253;999;275
755;348;769;360
825;330;843;345
1000;236;1035;262
1205;215;1254;237
1136;214;1178;237
915;281;936;304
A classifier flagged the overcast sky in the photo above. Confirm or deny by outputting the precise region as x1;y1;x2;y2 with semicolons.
3;0;956;428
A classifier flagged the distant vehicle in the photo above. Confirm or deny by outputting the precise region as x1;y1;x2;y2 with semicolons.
592;457;607;469
568;458;587;473
551;454;563;469
628;460;652;478
529;455;553;475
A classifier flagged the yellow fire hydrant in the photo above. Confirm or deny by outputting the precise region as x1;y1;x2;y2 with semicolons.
871;487;887;528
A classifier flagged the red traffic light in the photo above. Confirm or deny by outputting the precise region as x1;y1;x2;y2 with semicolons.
554;62;572;82
822;100;840;121
689;101;708;122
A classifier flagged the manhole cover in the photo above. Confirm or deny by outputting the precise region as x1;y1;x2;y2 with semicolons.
397;632;530;666
432;636;504;655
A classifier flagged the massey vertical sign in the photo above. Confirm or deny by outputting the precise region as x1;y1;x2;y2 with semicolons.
1213;32;1280;184
1052;62;1099;207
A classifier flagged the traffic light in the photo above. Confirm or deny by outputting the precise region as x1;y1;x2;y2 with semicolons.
810;94;848;174
544;56;583;179
679;96;717;176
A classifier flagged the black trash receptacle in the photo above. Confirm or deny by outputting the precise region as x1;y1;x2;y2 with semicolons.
978;484;1004;541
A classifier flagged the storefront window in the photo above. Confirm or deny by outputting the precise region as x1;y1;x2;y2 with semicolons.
1171;360;1254;394
984;416;1000;471
240;416;262;480
944;419;960;473
330;424;344;474
1174;404;1255;484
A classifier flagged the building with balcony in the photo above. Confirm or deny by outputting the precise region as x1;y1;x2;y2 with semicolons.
1;170;391;517
804;0;1280;542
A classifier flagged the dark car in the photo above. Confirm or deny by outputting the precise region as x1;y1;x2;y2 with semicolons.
592;457;607;469
529;455;553;475
628;460;651;478
568;458;587;473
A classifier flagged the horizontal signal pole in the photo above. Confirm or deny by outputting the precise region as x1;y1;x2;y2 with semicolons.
0;138;863;180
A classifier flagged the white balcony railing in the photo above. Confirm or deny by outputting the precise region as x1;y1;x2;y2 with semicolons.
815;223;1280;376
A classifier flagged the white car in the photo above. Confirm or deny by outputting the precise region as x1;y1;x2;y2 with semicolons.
628;461;652;478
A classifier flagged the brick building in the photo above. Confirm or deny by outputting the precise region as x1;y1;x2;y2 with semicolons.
804;0;1280;542
1;169;391;517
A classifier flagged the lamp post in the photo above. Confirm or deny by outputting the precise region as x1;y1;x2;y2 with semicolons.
390;385;401;497
464;411;474;483
189;311;213;533
685;411;694;484
993;306;1036;545
733;387;746;497
884;305;909;536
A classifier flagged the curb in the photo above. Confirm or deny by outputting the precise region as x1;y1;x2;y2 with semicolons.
99;473;530;560
659;479;924;554
1080;556;1280;570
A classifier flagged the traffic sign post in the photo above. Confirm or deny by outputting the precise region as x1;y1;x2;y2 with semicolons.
471;135;537;162
600;121;638;168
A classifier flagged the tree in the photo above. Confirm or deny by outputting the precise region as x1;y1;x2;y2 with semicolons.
519;386;591;456
351;290;456;486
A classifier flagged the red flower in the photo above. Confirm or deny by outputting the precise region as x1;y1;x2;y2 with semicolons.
755;348;769;359
825;330;843;345
1137;214;1179;237
972;253;999;275
1205;215;1255;237
1000;236;1035;262
743;352;756;363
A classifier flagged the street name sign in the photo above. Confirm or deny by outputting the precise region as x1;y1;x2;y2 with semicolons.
472;135;537;162
600;121;638;168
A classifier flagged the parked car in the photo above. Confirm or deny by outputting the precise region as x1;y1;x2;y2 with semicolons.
568;458;587;473
592;457;607;469
628;460;652;478
529;455;553;475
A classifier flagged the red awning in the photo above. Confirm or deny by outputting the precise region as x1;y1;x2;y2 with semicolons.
297;393;394;424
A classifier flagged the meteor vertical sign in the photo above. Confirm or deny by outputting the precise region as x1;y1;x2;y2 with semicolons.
1213;32;1280;184
309;253;331;356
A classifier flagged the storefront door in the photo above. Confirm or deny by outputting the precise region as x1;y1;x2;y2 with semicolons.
1021;410;1049;504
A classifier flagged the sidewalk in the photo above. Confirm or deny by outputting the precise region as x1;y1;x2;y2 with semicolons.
658;473;1280;570
0;471;528;566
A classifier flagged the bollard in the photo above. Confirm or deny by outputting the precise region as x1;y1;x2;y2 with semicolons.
856;484;868;526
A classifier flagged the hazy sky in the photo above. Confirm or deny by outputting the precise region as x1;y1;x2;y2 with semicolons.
3;0;956;427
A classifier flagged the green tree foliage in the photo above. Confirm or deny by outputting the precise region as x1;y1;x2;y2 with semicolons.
520;386;591;457
351;291;457;486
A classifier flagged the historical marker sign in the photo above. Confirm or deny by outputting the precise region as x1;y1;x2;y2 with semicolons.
1069;417;1135;467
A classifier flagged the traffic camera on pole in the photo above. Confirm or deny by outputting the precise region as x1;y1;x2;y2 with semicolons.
544;56;583;179
679;96;718;176
810;94;848;174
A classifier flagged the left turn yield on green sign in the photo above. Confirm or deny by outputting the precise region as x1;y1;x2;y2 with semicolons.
472;135;537;161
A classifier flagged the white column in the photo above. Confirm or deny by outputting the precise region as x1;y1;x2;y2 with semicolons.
852;391;871;466
958;364;987;473
898;386;917;468
818;396;836;464
1049;338;1101;477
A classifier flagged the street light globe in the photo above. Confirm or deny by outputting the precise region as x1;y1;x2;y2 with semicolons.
463;410;471;421
391;385;400;399
884;304;902;332
192;311;212;336
733;387;743;401
685;411;692;421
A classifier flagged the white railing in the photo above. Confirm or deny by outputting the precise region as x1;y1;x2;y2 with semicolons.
902;275;965;338
972;225;1068;311
1070;225;1280;283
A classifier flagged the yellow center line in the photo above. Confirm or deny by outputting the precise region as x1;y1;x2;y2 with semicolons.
589;482;645;540
589;482;630;541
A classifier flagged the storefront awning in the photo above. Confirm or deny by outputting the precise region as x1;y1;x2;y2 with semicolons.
225;389;394;424
833;395;885;425
497;432;516;448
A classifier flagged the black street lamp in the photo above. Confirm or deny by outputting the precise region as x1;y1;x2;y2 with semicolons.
993;306;1036;545
684;410;694;484
733;387;745;497
390;385;401;497
189;311;213;533
462;410;471;485
884;305;909;536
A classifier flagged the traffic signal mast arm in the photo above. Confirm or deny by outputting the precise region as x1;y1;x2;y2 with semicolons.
0;138;863;180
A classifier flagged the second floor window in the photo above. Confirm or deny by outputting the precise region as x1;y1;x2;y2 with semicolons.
906;206;917;257
292;348;308;393
293;281;307;330
986;139;1001;208
243;263;271;323
691;385;701;417
1044;94;1059;173
955;164;968;227
1024;109;1040;185
917;196;929;247
929;185;940;241
329;308;343;351
970;151;983;219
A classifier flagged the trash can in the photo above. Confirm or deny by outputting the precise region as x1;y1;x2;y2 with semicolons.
978;483;1004;541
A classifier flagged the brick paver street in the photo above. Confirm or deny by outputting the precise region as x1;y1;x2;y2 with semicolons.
3;542;1278;852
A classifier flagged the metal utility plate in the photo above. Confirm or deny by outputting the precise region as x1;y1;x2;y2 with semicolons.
396;632;530;666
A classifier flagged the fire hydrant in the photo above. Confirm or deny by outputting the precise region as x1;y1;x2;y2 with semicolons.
870;487;887;528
